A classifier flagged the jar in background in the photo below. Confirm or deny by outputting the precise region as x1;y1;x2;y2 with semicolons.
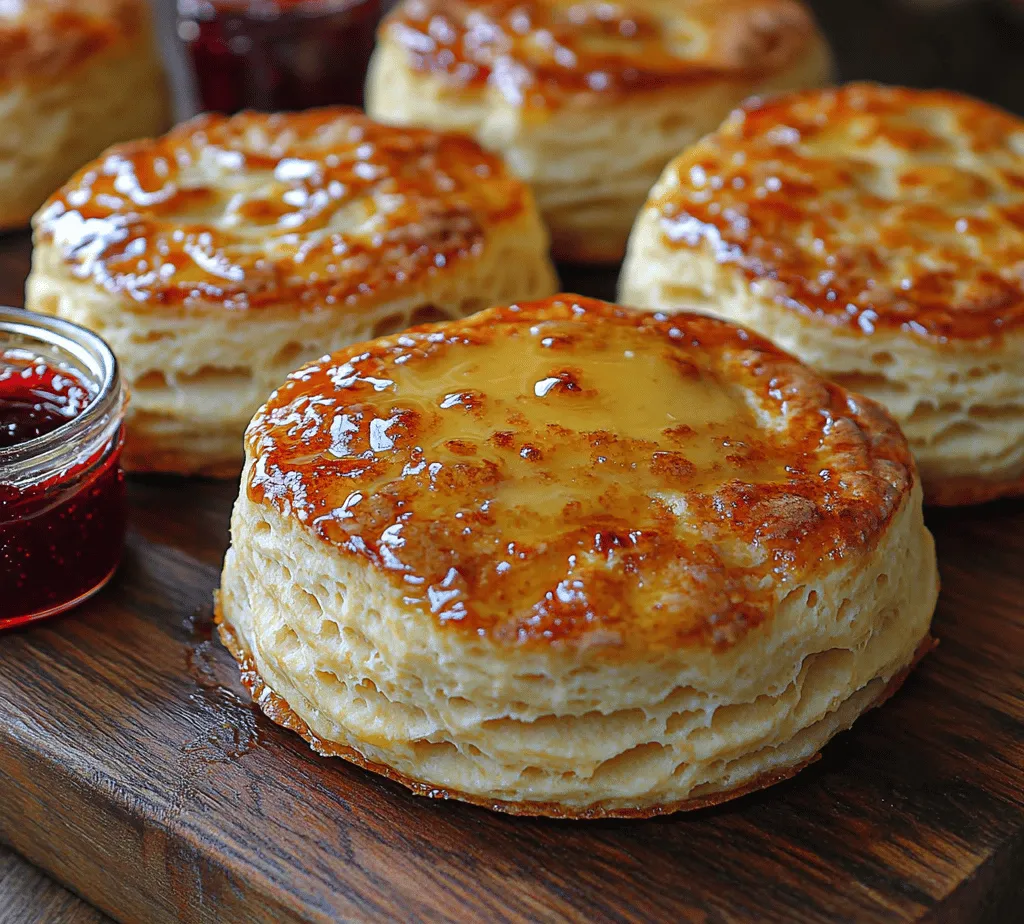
0;309;127;630
177;0;383;113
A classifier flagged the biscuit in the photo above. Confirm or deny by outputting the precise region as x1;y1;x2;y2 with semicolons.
217;294;938;817
26;108;558;476
621;84;1024;505
0;0;170;231
365;0;832;263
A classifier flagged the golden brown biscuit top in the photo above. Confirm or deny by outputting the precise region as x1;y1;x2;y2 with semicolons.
35;108;529;311
0;0;147;84
654;83;1024;342
382;0;820;107
246;295;913;653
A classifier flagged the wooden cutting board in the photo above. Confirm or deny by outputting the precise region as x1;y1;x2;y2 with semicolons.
0;228;1022;924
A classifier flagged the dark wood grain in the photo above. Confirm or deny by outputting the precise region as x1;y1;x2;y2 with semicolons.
2;3;1024;920
0;846;111;924
1;234;1023;924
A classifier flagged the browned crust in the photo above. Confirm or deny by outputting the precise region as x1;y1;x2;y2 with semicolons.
550;228;628;265
34;108;533;313
0;0;150;85
382;0;825;107
924;471;1024;507
0;207;39;234
244;295;917;651
120;425;243;479
215;611;936;820
653;83;1024;342
122;448;243;480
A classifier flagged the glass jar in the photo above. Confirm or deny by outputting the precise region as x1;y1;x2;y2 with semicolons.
0;309;127;630
177;0;383;114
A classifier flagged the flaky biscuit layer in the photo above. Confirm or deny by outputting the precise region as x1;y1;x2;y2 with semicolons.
367;0;832;261
218;296;938;814
27;109;557;475
0;0;169;230
622;84;1024;503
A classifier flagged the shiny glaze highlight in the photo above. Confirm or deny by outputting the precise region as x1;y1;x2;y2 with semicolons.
246;295;913;651
382;0;819;107
0;348;92;446
656;83;1024;342
35;108;528;311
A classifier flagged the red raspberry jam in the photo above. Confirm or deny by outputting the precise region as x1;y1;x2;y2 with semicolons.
0;311;126;630
0;354;93;447
177;0;382;113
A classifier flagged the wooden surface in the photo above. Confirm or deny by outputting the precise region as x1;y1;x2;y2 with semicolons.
2;245;1024;924
2;2;1024;920
0;846;110;924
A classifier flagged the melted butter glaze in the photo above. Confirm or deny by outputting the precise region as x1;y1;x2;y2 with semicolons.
246;295;913;651
35;108;527;310
383;0;819;107
656;83;1024;342
0;0;146;84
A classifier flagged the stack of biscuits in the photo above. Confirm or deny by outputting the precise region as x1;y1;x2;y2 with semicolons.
8;0;1022;818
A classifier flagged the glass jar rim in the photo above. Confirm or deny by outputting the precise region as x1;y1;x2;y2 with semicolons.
0;307;124;481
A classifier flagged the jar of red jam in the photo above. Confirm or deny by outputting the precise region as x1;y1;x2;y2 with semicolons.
177;0;383;113
0;309;127;630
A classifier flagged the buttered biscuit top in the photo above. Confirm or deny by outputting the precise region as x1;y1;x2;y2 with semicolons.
648;84;1024;341
0;0;150;83
245;296;912;651
384;0;821;107
35;109;536;312
0;0;170;231
368;0;831;263
220;295;937;816
27;108;556;476
621;83;1024;505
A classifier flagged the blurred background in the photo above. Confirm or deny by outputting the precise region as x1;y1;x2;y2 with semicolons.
153;0;1024;121
810;0;1024;114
